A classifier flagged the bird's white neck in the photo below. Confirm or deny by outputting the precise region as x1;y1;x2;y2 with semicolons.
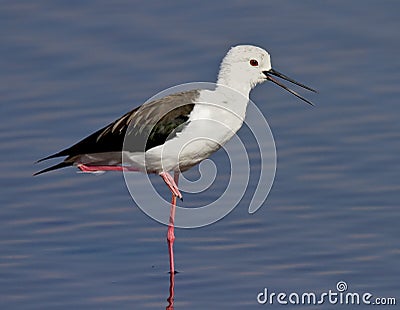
216;77;252;99
216;69;253;99
209;77;251;121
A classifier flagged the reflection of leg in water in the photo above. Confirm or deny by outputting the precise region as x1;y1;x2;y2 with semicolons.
166;269;175;310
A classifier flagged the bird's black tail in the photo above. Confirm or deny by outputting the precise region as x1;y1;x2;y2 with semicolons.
33;162;72;176
36;150;70;163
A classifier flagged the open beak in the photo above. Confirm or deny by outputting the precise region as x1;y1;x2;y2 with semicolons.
263;69;317;106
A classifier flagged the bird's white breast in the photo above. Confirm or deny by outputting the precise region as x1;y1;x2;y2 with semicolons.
143;88;249;172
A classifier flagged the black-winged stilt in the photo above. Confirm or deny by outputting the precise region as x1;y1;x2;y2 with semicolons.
35;45;316;275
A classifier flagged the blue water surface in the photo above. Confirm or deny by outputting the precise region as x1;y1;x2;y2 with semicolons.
0;1;399;309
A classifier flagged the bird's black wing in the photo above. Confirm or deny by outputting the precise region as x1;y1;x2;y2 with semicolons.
35;90;199;175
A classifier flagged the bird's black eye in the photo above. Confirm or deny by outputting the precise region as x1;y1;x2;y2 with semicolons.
250;59;258;66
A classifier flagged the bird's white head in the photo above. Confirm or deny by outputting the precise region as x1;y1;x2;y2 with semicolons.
217;45;272;95
217;45;316;104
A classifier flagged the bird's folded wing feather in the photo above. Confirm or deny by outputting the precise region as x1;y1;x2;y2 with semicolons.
37;89;199;164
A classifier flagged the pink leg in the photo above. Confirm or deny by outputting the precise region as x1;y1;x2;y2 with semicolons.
77;164;140;172
160;171;180;274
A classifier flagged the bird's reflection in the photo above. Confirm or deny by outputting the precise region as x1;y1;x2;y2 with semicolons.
166;271;176;309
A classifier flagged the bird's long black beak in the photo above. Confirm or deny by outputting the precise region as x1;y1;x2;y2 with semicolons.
263;68;317;106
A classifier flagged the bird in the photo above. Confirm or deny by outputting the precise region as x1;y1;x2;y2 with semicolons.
35;45;316;274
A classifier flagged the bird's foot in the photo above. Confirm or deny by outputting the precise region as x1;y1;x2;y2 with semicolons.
159;172;183;200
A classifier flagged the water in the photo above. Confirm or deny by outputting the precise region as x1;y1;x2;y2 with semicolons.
1;1;399;309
